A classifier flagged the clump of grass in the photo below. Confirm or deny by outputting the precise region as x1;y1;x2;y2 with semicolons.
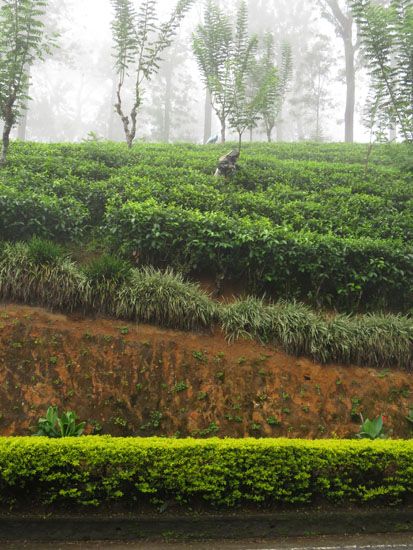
0;242;88;311
220;297;413;370
27;237;65;265
219;297;273;342
351;314;413;370
84;254;131;314
116;267;217;330
267;300;326;357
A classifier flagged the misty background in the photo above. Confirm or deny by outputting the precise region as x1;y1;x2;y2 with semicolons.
15;0;372;144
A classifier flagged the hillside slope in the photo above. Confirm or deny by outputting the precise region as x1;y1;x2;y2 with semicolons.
0;304;411;439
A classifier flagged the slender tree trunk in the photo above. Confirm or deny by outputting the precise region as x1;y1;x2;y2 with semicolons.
238;132;242;152
276;109;284;141
249;127;253;142
1;119;13;166
17;111;28;141
17;66;30;141
344;32;355;143
220;119;226;143
163;66;172;143
203;89;212;144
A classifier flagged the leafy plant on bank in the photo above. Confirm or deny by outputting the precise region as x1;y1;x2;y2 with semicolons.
35;406;86;438
356;414;388;440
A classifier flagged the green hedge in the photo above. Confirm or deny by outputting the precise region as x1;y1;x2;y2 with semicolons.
1;437;413;508
104;199;413;310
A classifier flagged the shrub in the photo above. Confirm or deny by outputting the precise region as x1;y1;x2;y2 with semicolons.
0;242;88;312
1;437;413;508
27;237;65;265
35;406;86;438
104;199;413;311
0;185;88;242
116;267;217;331
84;254;132;314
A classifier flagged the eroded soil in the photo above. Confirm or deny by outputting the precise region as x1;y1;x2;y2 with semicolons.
0;304;411;438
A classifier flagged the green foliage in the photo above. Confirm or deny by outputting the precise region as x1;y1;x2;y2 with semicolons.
111;0;194;147
220;299;413;370
27;237;65;265
85;254;131;314
0;0;55;163
116;267;217;330
256;35;292;142
0;242;88;311
351;0;413;142
35;406;86;438
1;437;413;508
357;415;388;440
0;141;411;314
193;0;264;145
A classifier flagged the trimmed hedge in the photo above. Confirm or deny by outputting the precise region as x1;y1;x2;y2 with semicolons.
1;437;413;508
104;199;413;310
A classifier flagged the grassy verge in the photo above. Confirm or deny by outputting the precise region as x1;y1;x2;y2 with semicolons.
0;241;411;369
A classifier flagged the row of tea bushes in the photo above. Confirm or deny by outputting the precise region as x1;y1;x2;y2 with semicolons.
104;199;413;311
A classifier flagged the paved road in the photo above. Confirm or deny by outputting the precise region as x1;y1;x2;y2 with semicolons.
3;534;413;550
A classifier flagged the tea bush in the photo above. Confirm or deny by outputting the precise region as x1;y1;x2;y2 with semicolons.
0;141;411;311
1;437;413;508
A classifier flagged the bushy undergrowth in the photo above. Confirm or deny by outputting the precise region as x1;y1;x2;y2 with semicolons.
0;241;411;369
116;267;217;331
0;242;87;311
1;437;413;508
220;299;413;370
105;199;413;310
0;141;411;311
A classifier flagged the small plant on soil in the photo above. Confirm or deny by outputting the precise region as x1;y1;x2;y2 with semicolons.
141;411;163;431
356;414;388;440
267;416;281;426
173;381;188;393
192;350;207;362
34;406;86;438
405;409;413;427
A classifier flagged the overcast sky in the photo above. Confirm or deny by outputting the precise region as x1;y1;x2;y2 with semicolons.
22;0;371;143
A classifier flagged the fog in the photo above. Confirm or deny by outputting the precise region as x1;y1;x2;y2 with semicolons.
17;0;371;144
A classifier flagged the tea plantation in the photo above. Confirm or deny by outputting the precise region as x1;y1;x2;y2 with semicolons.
1;141;411;311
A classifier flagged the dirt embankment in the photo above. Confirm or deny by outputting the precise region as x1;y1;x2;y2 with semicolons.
0;304;411;438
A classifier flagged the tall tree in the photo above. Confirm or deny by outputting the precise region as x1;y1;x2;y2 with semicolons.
111;0;194;148
318;0;359;142
351;0;413;142
193;0;261;144
290;35;337;141
254;34;292;142
0;0;54;164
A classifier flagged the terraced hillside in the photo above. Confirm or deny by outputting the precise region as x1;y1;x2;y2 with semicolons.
0;141;412;438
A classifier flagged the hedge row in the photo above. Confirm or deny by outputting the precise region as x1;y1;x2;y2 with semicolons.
0;242;412;369
1;437;413;508
104;199;413;311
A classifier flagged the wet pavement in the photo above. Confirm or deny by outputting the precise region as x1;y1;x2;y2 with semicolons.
2;533;413;550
